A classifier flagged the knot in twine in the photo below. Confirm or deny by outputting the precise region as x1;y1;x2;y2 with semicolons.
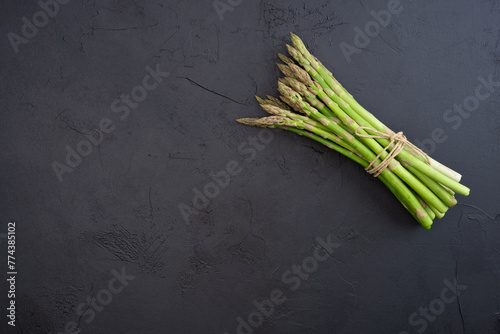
354;127;430;177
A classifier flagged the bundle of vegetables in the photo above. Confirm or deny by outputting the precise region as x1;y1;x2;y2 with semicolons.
237;33;470;229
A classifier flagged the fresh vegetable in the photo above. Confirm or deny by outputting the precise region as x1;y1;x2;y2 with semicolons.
237;33;470;229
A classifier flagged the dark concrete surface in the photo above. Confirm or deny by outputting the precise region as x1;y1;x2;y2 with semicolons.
1;0;499;333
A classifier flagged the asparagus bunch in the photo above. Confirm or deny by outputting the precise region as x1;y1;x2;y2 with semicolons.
237;33;470;229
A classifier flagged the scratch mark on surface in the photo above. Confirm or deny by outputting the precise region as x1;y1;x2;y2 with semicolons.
338;273;357;297
410;15;430;24
457;203;496;221
92;20;159;31
168;152;199;161
271;259;283;276
160;25;180;48
431;37;470;53
61;120;88;135
76;283;93;329
179;77;247;106
378;34;403;54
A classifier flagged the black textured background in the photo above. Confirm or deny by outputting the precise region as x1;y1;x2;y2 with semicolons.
1;1;500;333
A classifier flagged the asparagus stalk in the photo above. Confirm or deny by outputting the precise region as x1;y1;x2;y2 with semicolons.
259;103;356;153
236;33;470;228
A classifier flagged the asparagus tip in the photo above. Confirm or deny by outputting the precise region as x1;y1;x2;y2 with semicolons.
276;63;293;77
277;80;288;92
278;77;288;86
236;117;261;126
290;33;306;52
255;95;266;104
278;53;293;65
260;103;279;116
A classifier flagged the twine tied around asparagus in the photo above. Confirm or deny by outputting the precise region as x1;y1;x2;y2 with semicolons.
354;127;431;177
